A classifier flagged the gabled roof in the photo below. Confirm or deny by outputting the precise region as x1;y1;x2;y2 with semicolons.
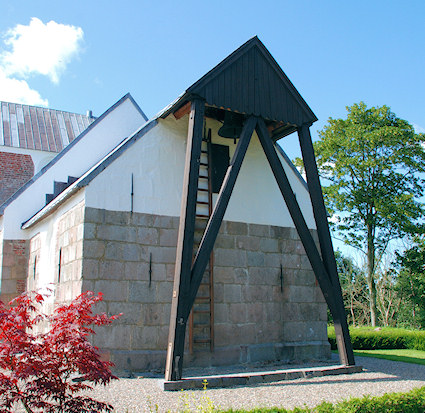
0;93;146;215
160;36;317;130
0;101;95;152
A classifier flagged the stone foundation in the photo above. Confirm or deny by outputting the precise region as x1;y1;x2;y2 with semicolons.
80;207;329;372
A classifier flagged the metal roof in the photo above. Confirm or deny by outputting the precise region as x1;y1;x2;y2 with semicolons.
160;36;317;132
0;101;95;152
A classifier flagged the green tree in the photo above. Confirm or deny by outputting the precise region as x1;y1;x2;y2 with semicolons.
395;237;425;328
334;250;369;325
313;102;425;326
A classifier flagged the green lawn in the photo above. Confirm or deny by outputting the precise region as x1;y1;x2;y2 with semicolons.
353;349;425;365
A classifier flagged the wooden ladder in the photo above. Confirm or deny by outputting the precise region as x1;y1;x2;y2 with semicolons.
189;130;214;353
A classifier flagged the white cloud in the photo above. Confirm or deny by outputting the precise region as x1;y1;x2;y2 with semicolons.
1;17;83;84
0;18;83;106
0;69;48;106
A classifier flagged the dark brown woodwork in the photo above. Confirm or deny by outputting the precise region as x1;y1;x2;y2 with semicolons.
255;119;339;316
173;102;191;120
187;116;258;318
297;124;355;366
165;98;205;381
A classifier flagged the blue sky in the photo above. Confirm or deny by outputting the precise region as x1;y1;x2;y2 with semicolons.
0;0;424;162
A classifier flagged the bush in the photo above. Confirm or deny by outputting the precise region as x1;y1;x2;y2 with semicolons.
328;325;425;351
0;290;120;413
225;386;425;412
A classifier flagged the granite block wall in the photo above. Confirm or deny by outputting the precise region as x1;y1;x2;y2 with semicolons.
80;207;329;372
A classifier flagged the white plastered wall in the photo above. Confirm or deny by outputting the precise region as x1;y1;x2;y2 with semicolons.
1;97;146;240
85;115;316;229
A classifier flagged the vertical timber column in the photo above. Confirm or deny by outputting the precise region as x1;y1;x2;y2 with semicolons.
297;124;355;366
165;98;205;381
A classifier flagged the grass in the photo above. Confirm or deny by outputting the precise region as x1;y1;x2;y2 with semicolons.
353;348;425;365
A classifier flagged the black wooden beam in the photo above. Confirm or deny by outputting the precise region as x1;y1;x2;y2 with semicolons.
165;98;205;381
297;124;355;366
255;118;339;316
186;116;258;318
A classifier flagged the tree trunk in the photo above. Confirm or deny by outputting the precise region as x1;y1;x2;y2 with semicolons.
367;224;378;326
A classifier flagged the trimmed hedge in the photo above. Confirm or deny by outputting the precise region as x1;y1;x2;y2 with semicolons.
225;386;425;412
327;326;425;351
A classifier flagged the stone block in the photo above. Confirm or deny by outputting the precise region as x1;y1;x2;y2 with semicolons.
108;302;142;325
264;302;282;322
285;285;315;303
247;301;263;323
211;282;222;303
128;281;156;303
248;223;270;237
214;248;246;267
132;326;159;350
147;246;176;264
229;303;247;324
105;210;131;225
84;207;105;224
142;303;163;326
214;302;228;323
270;226;292;239
223;284;241;303
282;253;301;269
260;238;279;253
159;228;178;247
138;227;159;245
235;235;260;251
154;215;177;229
215;234;235;249
94;280;128;302
282;303;301;322
247;251;265;267
122;244;142;262
294;269;316;286
131;212;155;227
84;240;105;259
123;261;149;281
242;284;269;302
156;281;173;303
282;321;306;342
98;260;125;280
225;221;248;235
249;267;276;285
93;325;131;350
97;225;137;243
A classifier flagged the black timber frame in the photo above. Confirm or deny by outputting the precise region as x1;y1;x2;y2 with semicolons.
165;103;355;381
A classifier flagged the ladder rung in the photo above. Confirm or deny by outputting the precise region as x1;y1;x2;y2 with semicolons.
196;214;209;218
197;188;208;192
194;338;212;343
200;162;209;167
195;296;211;301
194;310;211;314
199;175;208;179
196;201;209;205
201;150;208;154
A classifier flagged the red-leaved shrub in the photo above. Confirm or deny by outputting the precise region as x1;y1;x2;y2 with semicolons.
0;291;120;413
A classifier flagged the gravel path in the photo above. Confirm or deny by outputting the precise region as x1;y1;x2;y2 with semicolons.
87;355;425;412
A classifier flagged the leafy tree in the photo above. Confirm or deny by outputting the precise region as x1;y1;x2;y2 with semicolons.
313;102;425;326
334;250;369;325
395;237;425;328
0;291;120;413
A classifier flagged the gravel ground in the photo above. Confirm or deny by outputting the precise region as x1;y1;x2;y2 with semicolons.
86;355;425;412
